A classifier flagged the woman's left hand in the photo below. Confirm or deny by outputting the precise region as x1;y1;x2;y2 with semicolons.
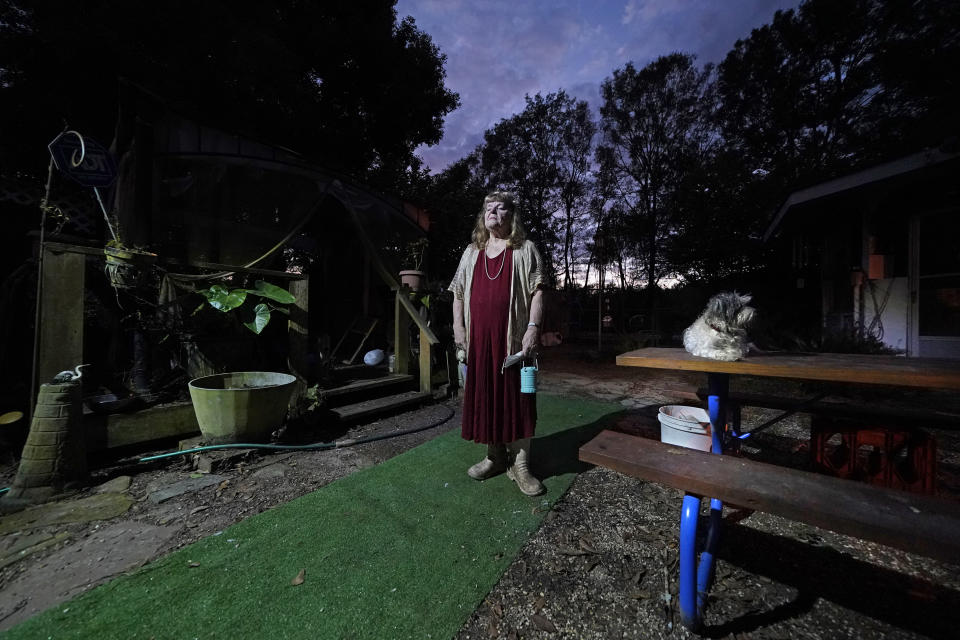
522;326;540;356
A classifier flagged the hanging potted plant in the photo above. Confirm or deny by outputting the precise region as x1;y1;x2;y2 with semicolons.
104;239;157;289
398;237;429;291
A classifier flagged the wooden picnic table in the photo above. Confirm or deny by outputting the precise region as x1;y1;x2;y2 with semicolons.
597;347;960;630
616;347;960;390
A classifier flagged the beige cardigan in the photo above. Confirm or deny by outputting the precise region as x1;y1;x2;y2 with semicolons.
448;240;545;358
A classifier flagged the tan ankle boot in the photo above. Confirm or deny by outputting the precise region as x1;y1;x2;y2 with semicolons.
467;443;508;480
506;438;545;496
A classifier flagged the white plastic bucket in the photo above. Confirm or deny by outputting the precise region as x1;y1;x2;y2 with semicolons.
658;405;712;452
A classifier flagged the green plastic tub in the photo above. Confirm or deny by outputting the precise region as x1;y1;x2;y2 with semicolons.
188;372;297;443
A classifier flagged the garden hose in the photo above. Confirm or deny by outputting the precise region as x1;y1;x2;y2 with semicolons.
0;406;456;494
138;405;456;463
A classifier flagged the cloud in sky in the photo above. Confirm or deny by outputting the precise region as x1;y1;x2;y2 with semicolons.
395;0;801;172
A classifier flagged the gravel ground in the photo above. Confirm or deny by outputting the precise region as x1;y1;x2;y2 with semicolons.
2;342;959;638
456;465;960;640
456;346;960;640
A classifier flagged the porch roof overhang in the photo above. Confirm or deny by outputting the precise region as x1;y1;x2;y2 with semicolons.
763;148;960;242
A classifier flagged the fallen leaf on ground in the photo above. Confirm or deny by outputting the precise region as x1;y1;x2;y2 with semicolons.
291;568;306;585
188;562;200;568
491;602;503;618
534;596;546;612
189;506;209;515
556;545;589;556
531;613;557;632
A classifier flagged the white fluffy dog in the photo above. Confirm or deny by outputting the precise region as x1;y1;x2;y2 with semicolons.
682;292;756;361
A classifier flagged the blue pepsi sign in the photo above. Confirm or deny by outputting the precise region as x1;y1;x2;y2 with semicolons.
48;131;117;188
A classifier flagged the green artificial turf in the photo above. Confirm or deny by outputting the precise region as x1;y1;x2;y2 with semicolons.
5;394;621;640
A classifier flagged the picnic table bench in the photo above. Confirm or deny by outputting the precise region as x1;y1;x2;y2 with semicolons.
580;430;960;564
579;430;960;630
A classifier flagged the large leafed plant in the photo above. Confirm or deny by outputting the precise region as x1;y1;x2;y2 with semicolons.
197;280;296;334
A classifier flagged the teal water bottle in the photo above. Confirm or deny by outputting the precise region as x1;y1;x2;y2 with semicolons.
520;358;538;394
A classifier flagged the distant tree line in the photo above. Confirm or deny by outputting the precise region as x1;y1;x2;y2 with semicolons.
422;0;959;299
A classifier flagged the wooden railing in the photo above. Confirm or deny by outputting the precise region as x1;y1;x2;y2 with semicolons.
394;288;440;392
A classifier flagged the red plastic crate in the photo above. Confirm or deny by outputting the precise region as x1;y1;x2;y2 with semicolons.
810;416;938;494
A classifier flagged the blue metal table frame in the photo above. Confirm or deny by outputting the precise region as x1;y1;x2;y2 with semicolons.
678;371;727;630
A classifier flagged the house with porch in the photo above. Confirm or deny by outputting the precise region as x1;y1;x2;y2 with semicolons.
764;147;960;358
1;83;444;454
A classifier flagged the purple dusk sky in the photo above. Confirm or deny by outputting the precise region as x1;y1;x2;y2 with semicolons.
395;0;802;173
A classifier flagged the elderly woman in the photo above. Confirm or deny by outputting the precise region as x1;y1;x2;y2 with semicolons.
449;191;546;496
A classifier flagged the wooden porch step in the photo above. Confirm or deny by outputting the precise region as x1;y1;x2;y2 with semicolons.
329;390;433;421
322;374;414;399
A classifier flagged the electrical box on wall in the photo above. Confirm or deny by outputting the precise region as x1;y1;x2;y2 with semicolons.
868;254;893;280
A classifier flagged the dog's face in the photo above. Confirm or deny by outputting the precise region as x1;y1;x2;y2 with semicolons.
704;292;755;332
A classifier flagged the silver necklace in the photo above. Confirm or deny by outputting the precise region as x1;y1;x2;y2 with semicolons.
484;246;507;280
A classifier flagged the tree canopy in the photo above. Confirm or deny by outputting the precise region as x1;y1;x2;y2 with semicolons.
425;0;958;298
598;53;716;289
0;0;459;187
477;91;595;286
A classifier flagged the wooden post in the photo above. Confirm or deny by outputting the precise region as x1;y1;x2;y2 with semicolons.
419;317;431;393
394;290;410;374
287;276;309;412
37;248;85;387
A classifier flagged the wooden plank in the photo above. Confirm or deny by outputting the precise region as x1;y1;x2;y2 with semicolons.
84;402;200;451
347;317;378;365
395;294;410;375
695;389;960;428
396;291;439;345
161;257;302;279
42;241;103;257
579;430;960;564
347;208;400;290
616;348;960;390
329;390;431;421
321;374;414;398
419;320;431;393
287;277;310;413
40;242;305;279
37;248;85;387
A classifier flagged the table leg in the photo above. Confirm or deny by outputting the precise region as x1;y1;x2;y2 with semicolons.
697;499;723;611
678;373;729;630
679;493;700;629
707;372;728;453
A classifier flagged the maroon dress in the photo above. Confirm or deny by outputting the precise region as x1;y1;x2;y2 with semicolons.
462;248;537;444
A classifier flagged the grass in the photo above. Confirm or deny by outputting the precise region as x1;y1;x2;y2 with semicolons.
4;394;621;640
